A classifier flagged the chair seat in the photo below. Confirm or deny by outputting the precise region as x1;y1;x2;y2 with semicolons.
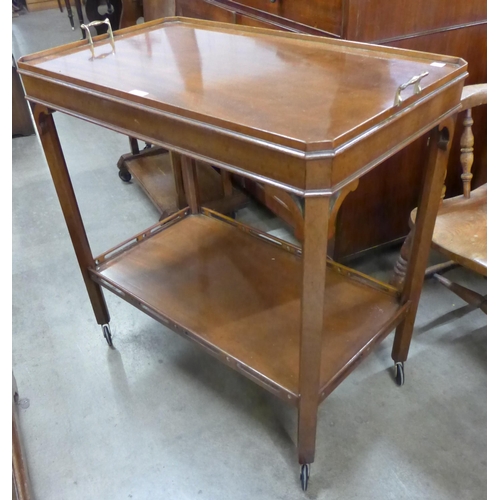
411;183;487;276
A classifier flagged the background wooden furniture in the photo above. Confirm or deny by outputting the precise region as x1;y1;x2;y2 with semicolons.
18;17;467;490
165;0;487;260
12;375;34;500
117;145;248;219
12;56;35;138
391;84;487;313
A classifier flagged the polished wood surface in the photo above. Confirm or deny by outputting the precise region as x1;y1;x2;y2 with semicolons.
21;21;461;150
91;211;402;402
170;0;486;259
18;18;466;195
19;19;467;485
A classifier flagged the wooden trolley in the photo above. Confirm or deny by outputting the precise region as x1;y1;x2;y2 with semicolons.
17;17;467;490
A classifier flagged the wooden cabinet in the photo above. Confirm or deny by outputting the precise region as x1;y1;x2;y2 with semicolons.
170;0;487;260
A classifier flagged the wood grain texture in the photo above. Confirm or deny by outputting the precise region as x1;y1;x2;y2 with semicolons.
19;20;463;150
18;18;467;196
345;0;485;42
94;214;402;400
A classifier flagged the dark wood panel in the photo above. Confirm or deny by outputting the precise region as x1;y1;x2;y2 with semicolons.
232;0;344;35
176;0;236;22
345;0;486;42
143;0;175;22
386;23;487;84
388;25;487;197
12;61;35;138
235;12;286;30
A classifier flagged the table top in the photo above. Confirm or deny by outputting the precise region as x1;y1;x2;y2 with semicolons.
18;17;467;152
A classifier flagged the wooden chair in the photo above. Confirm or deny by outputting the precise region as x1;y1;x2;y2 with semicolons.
391;83;487;313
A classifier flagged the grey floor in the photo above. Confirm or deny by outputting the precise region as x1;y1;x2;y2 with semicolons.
12;8;487;500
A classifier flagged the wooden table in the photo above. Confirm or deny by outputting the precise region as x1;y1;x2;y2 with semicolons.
17;17;467;490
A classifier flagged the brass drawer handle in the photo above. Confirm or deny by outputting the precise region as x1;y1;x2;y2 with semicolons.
81;18;115;58
394;72;429;106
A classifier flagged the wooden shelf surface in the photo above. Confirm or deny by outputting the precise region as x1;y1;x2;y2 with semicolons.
91;212;405;403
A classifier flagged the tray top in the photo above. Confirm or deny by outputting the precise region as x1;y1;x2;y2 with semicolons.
18;17;466;150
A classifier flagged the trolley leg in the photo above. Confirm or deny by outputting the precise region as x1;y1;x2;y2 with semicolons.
33;105;110;328
297;196;330;489
391;119;456;376
170;151;188;211
180;154;201;214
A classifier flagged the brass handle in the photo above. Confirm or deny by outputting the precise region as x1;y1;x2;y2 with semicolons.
394;72;429;107
81;18;115;58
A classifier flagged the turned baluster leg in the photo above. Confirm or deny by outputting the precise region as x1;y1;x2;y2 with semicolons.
33;105;110;327
390;106;474;289
392;118;456;366
389;226;414;290
460;107;474;198
297;196;330;487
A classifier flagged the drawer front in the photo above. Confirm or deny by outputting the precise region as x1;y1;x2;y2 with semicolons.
232;0;344;35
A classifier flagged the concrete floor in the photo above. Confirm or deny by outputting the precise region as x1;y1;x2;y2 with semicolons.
12;9;487;500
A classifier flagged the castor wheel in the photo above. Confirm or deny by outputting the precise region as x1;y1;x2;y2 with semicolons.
101;324;113;348
394;362;405;386
118;168;132;182
300;464;310;491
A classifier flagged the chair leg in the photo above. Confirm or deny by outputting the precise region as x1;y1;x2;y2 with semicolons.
390;232;458;291
389;226;413;291
434;274;487;313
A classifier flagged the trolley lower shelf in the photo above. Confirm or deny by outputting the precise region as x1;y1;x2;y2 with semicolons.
90;209;409;405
